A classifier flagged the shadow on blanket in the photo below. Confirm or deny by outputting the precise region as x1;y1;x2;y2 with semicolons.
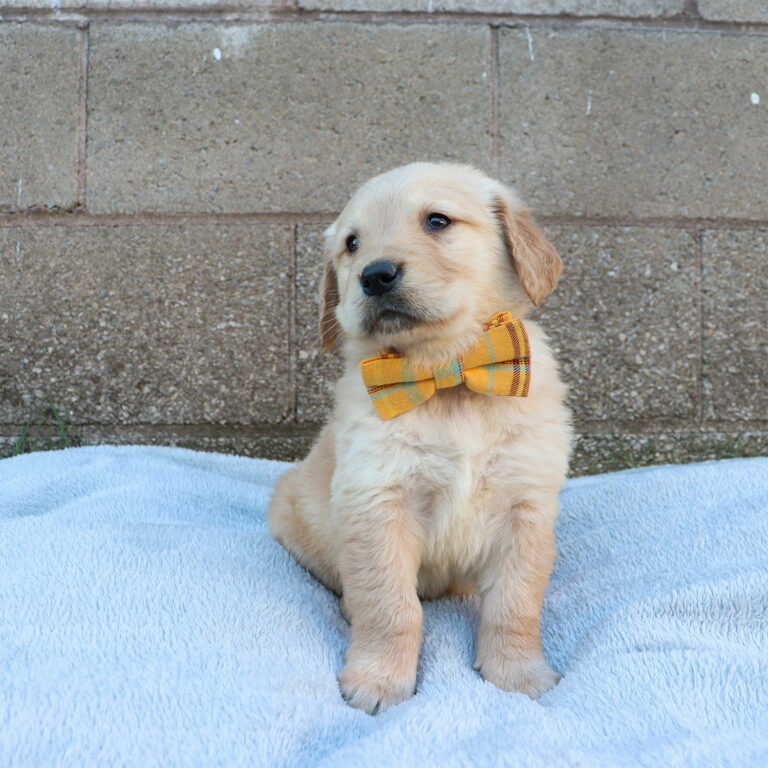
1;446;767;767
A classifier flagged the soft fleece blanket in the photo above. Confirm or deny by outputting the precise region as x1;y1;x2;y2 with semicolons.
1;446;767;767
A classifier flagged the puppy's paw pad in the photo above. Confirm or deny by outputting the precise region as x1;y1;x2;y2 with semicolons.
475;654;560;699
338;665;415;715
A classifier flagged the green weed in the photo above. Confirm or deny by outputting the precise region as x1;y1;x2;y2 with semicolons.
11;398;84;456
608;433;656;471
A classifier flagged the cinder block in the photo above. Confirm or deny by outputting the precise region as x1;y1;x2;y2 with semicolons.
0;25;80;212
0;425;319;462
498;27;768;218
8;425;318;463
4;426;766;469
572;430;768;476
0;223;293;425
698;1;768;22
1;0;287;6
536;226;699;421
295;223;343;423
702;229;768;422
298;0;684;15
87;23;492;214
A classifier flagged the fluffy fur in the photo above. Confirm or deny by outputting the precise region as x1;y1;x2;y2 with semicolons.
267;163;572;714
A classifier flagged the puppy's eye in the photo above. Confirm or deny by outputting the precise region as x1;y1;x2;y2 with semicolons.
346;234;360;253
426;213;451;231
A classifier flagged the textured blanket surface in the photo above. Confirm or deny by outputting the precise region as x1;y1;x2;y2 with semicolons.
1;446;767;767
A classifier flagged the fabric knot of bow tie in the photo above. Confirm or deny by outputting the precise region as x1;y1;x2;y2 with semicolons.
359;311;531;420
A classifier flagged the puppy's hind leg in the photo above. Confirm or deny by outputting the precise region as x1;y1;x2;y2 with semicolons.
267;466;308;558
338;594;351;623
266;435;342;594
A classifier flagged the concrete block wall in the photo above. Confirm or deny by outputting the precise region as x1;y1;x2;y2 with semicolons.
1;1;766;473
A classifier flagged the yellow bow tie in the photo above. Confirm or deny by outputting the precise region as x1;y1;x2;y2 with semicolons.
359;311;531;420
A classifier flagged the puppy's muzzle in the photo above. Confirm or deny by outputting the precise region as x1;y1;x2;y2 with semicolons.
360;261;402;297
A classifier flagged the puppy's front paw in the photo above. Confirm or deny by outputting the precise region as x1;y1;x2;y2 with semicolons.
338;661;416;715
474;650;559;699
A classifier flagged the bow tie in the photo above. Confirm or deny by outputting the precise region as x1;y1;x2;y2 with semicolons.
359;311;531;420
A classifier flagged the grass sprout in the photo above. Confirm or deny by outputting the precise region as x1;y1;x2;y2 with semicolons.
11;398;83;457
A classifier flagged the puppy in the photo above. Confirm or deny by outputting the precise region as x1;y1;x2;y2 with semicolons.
268;163;571;714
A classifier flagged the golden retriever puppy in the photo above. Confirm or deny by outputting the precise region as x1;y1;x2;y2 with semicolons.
267;163;571;714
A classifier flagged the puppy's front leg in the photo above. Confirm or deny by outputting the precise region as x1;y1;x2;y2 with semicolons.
474;496;560;699
337;498;422;715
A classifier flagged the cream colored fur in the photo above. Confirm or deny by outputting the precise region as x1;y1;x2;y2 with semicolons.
267;163;572;714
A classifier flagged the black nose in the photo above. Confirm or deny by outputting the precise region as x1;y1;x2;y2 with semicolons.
360;261;401;297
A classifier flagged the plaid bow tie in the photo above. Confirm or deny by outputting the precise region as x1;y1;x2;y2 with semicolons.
359;311;531;420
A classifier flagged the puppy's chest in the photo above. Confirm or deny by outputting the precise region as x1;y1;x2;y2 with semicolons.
399;401;513;548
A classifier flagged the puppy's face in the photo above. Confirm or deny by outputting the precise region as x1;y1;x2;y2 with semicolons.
320;163;561;364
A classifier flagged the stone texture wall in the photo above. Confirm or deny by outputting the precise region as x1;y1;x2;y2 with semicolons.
1;0;766;473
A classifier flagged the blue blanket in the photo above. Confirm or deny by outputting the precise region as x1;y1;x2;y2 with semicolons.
1;446;767;766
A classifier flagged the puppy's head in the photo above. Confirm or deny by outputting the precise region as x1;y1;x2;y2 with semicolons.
319;163;561;364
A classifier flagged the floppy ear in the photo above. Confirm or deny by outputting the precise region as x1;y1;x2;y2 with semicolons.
318;255;340;351
490;189;562;307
